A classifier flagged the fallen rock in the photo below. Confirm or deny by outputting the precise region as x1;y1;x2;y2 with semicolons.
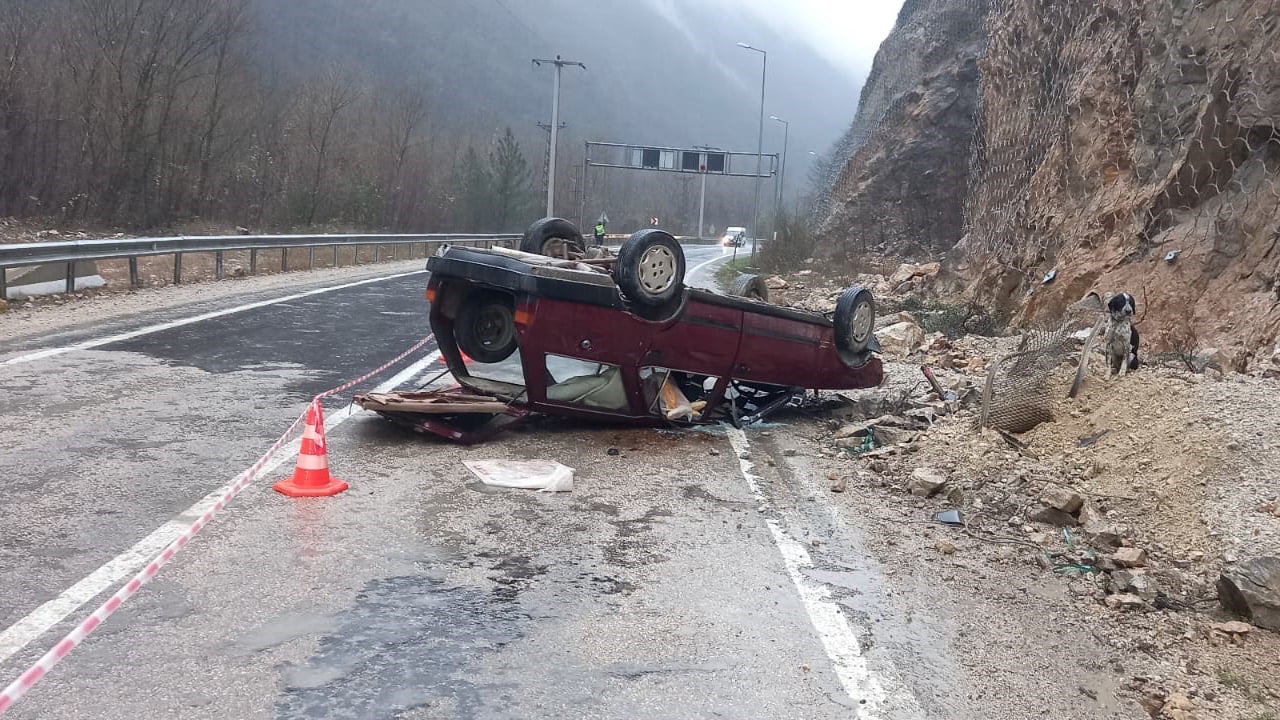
878;321;926;357
1028;505;1078;527
830;475;848;493
1110;570;1158;601
1040;486;1084;514
782;448;797;457
1161;692;1198;720
1105;593;1146;610
908;467;947;497
1217;556;1280;631
0;298;8;313
1208;620;1252;637
935;541;957;554
1078;503;1123;547
765;275;789;290
1112;547;1148;568
879;311;920;327
887;261;941;286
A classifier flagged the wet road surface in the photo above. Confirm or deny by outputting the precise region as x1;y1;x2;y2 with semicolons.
0;244;923;719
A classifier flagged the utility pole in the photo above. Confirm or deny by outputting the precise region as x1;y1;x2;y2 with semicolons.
537;121;567;200
694;144;722;239
533;56;585;217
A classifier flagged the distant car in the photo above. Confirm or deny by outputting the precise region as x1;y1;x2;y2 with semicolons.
356;218;883;443
721;226;747;247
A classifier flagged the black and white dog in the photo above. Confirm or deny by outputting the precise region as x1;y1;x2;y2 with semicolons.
1104;292;1140;378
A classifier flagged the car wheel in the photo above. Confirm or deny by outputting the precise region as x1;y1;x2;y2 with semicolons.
834;287;876;356
521;217;585;258
455;292;518;363
730;274;769;302
616;230;685;307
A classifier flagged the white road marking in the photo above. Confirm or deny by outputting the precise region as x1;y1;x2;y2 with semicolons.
686;252;733;290
1;270;428;367
0;349;441;665
726;427;899;718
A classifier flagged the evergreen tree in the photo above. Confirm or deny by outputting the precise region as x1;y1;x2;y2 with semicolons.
488;128;534;231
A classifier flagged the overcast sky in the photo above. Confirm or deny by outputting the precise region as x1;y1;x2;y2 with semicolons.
706;0;905;80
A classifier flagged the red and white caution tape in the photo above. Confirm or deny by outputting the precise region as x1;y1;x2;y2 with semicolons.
0;334;434;715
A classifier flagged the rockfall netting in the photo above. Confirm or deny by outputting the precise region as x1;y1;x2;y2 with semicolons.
965;0;1280;275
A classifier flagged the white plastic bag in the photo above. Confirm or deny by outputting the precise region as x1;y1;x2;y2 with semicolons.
463;459;575;492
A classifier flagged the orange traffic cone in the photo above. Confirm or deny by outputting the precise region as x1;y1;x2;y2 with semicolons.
274;403;349;497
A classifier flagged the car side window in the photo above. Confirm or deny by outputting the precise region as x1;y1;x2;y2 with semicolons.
544;355;629;411
640;367;720;421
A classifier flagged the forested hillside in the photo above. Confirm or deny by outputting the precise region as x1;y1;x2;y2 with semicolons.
0;0;862;234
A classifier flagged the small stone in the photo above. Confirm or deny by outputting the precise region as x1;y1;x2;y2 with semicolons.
738;452;750;460
0;298;9;313
606;448;621;456
936;541;957;555
1112;547;1148;568
1040;486;1085;514
830;476;849;493
709;448;720;456
783;448;797;457
908;467;947;497
868;460;888;474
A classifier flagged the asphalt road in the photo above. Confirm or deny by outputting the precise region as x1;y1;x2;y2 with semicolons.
0;243;925;719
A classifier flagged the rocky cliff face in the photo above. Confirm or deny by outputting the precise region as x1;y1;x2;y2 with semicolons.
822;0;1280;370
959;0;1280;370
817;0;989;258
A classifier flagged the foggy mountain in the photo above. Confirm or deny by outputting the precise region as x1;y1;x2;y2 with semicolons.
254;0;862;190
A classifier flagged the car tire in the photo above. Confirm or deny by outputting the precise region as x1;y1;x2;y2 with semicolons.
834;287;876;356
616;229;686;307
730;274;769;302
455;292;518;363
521;217;585;258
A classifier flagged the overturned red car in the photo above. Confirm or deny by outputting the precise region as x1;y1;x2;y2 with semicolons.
357;218;884;442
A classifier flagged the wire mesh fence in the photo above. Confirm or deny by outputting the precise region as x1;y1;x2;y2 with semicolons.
979;293;1105;432
965;0;1280;275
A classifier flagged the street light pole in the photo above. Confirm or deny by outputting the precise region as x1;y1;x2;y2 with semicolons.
533;55;585;217
770;116;789;220
738;42;766;261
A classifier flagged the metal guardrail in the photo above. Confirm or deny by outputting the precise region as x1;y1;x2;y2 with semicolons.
0;233;521;296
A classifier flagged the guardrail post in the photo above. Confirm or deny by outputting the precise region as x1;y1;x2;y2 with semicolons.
333;246;339;267
173;253;183;285
129;258;139;288
0;268;7;299
215;251;224;280
65;262;75;294
281;248;288;273
355;246;361;265
374;244;381;263
250;248;258;275
308;247;315;270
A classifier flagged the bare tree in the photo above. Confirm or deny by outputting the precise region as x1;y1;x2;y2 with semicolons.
300;67;359;226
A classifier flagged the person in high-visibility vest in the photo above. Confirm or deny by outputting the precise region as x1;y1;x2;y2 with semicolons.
593;220;606;246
